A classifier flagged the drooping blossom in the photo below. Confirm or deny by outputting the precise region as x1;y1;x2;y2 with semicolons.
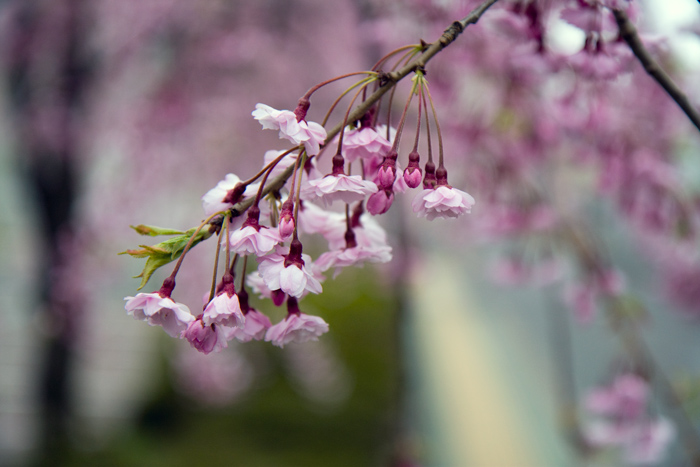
229;225;283;256
341;126;392;163
227;309;271;342
412;185;475;220
583;373;675;465
201;173;244;217
225;289;271;342
585;373;648;421
297;201;335;236
257;242;323;298
315;244;392;277
125;291;194;338
265;297;329;348
228;205;283;255
367;189;394;215
252;103;326;155
182;318;229;354
301;174;378;207
202;289;245;329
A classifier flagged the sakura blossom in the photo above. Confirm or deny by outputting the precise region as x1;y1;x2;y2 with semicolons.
182;318;229;355
411;185;475;220
315;245;393;277
301;174;378;207
227;309;272;343
257;246;323;298
202;292;245;329
252;103;327;155
265;311;330;348
583;374;676;465
341;126;392;163
367;189;394;215
201;173;243;217
125;292;194;338
229;225;283;256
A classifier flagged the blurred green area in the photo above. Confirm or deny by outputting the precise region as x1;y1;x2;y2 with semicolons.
62;267;400;467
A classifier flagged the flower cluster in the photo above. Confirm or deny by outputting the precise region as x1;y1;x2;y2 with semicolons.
583;373;675;465
123;65;476;353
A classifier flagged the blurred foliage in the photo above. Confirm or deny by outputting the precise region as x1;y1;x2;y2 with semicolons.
63;267;400;467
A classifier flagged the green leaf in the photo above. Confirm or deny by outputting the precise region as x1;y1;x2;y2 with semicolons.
130;224;186;236
120;226;214;290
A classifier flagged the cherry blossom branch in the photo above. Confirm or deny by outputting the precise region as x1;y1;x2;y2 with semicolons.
564;219;700;465
613;8;700;133
225;0;501;220
609;311;700;466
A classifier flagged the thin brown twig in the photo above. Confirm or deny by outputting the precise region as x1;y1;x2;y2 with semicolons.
613;8;700;133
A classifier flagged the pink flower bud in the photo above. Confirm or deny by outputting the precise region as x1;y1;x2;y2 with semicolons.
367;189;394;215
403;166;423;188
182;319;228;354
278;216;295;240
376;165;396;189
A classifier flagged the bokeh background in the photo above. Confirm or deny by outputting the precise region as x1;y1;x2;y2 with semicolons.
1;0;700;466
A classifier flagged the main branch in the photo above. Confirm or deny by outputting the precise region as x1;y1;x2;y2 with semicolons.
613;8;700;133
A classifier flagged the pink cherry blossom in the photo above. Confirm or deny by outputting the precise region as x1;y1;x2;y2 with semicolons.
246;270;275;300
297;120;327;156
585;373;648;421
257;248;323;298
412;185;475;220
252;103;326;155
341;126;392;163
125;292;195;338
201;173;242;216
265;312;329;348
315;245;392;277
227;309;272;342
367;189;394;215
297;201;336;236
623;419;675;465
202;292;245;329
182;318;228;354
252;103;301;137
301;174;378;207
229;225;282;256
324;212;390;251
583;373;675;464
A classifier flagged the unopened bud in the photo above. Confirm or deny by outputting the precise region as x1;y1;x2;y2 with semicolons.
367;189;394;215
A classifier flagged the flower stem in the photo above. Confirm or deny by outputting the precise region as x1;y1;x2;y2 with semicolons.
322;76;377;127
303;71;378;101
168;211;221;282
208;214;227;302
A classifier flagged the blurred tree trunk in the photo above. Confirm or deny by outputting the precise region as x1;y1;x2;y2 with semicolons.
5;0;90;463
